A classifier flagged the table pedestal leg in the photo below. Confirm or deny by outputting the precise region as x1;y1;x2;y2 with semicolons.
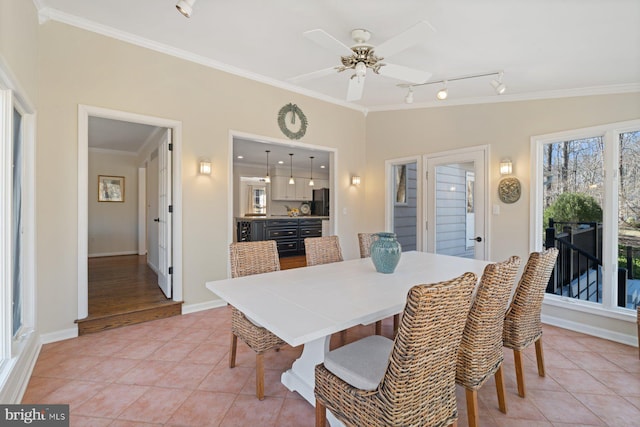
281;335;343;427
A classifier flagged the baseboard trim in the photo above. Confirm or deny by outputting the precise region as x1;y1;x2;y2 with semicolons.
40;327;78;344
0;334;41;403
182;299;227;314
542;313;637;347
88;251;138;258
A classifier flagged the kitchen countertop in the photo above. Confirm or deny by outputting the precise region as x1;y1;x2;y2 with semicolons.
236;216;329;221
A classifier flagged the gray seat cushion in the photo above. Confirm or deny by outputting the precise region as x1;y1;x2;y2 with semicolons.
324;335;393;391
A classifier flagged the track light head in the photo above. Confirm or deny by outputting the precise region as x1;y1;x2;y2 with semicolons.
436;81;448;100
176;0;196;18
405;88;414;104
491;71;506;94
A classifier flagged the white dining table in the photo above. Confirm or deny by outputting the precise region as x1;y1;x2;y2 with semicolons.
205;250;491;426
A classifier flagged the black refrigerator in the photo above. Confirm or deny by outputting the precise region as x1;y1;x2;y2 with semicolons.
311;188;330;216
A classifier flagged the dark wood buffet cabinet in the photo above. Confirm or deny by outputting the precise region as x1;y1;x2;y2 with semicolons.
236;217;324;256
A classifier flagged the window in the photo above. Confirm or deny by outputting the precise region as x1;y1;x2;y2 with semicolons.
0;63;36;400
532;120;640;313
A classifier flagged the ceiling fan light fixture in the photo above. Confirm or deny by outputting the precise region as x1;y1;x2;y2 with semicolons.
491;72;506;94
436;81;448;100
405;87;414;104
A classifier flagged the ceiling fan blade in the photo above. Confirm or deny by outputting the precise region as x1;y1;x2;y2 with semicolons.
378;63;431;84
375;20;436;58
304;29;354;57
346;76;365;101
288;67;337;84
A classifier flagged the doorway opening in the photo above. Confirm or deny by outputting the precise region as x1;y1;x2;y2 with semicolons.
77;106;183;334
424;146;489;260
385;157;421;252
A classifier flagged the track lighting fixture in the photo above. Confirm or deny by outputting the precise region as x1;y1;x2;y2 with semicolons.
436;81;448;100
176;0;196;18
289;153;295;185
397;71;506;103
491;71;507;95
264;150;271;183
404;87;414;104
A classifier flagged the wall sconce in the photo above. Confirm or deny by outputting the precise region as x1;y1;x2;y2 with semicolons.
351;175;361;186
499;159;513;175
199;159;212;175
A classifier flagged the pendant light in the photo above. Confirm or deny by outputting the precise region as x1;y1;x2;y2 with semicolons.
288;153;295;185
308;156;315;186
264;150;271;183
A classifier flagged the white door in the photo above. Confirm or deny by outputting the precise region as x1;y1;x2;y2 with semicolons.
157;130;172;297
425;147;487;260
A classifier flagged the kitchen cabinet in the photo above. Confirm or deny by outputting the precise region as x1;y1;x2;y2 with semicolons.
272;176;312;201
236;217;324;256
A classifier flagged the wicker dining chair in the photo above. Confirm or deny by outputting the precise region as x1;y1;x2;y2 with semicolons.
229;240;286;400
503;247;559;398
305;235;346;345
358;232;400;336
305;235;344;266
315;272;477;427
456;256;521;427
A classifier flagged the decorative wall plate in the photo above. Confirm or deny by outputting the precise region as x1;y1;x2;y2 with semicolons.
498;176;522;204
300;202;311;215
278;103;308;140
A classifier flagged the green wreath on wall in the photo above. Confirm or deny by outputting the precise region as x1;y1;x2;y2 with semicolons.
277;103;308;140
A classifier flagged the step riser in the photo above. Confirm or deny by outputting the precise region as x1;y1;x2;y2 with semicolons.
77;303;182;335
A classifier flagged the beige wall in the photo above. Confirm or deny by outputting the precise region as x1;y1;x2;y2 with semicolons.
88;150;139;256
365;94;640;262
36;21;366;334
0;0;38;102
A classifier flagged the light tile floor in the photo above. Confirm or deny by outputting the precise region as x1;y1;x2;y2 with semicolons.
23;307;640;426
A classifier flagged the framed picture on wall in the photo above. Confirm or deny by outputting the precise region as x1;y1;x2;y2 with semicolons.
98;175;125;202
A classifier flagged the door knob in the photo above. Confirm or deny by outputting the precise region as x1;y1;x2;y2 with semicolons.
154;218;160;222
469;236;482;242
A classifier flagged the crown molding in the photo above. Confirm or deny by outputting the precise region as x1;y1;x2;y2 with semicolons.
36;7;368;114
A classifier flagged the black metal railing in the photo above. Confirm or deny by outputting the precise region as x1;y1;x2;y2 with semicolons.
545;219;603;303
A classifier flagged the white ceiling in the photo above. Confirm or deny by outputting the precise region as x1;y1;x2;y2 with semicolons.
88;117;161;153
37;0;640;111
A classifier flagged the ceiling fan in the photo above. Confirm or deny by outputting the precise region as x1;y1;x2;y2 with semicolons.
289;21;435;102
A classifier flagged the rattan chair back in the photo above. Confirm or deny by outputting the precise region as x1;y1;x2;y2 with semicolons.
315;272;477;427
379;272;477;425
503;248;559;350
305;235;343;266
357;233;379;258
229;240;280;278
457;256;521;389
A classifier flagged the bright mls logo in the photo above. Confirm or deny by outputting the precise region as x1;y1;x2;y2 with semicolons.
1;405;68;426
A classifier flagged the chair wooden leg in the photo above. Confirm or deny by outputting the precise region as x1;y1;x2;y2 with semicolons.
450;421;457;427
465;388;479;427
339;330;347;346
513;349;526;398
535;338;545;377
375;320;382;335
495;365;507;414
229;333;237;368
256;352;265;400
315;399;327;427
393;314;400;336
